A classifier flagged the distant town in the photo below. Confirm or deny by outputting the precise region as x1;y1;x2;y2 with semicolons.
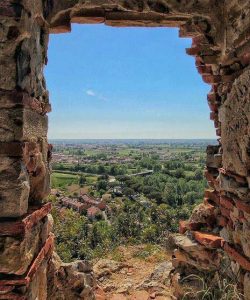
50;139;213;223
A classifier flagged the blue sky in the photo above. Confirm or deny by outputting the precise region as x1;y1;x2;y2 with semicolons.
45;24;215;139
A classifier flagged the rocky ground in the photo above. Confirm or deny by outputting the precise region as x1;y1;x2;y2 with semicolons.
94;245;175;300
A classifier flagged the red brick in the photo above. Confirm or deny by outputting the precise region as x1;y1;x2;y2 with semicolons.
71;16;104;24
216;128;221;136
238;210;247;222
214;119;220;129
197;65;212;75
24;203;52;230
192;36;204;47
26;234;54;282
195;56;204;67
207;92;218;102
0;203;52;236
0;235;54;293
193;231;224;248
235;199;250;214
49;24;71;34
0;90;50;115
210;111;217;121
217;216;228;227
204;189;220;206
0;286;14;294
220;196;235;210
0;279;27;287
240;52;250;65
202;75;221;84
208;100;218;112
179;220;188;234
186;46;200;55
220;207;231;219
224;243;250;272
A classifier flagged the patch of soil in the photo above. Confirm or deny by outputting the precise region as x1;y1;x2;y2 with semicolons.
94;245;175;300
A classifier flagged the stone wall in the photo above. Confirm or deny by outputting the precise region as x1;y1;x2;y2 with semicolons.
0;0;249;299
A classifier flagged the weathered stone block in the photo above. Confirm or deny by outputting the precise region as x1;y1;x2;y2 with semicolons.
23;140;51;202
220;227;233;243
220;66;250;177
0;157;29;217
0;203;52;236
189;202;216;226
220;196;234;210
240;222;250;259
0;108;48;142
0;55;16;90
0;90;51;114
244;272;250;300
0;216;52;275
26;259;48;300
206;150;222;169
219;173;250;201
193;231;223;249
224;242;250;272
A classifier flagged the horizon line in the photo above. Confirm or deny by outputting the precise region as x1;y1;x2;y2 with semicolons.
49;138;217;140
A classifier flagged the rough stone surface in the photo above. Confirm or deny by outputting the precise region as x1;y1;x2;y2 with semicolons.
0;157;29;217
220;67;250;177
0;215;51;275
47;252;96;299
0;0;249;299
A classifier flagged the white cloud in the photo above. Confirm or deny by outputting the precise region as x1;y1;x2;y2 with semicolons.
85;89;108;101
86;89;96;96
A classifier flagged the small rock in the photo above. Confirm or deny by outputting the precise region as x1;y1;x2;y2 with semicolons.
130;290;150;300
110;294;127;300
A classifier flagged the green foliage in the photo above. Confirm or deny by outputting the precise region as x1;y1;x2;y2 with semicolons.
79;175;86;186
96;180;108;191
51;143;208;263
51;172;79;189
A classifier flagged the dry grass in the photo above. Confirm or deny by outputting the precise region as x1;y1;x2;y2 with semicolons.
181;273;244;300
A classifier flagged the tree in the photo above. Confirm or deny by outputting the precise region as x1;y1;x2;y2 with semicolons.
98;165;106;174
162;182;177;207
142;225;158;242
79;175;86;187
174;168;185;178
123;187;134;197
149;191;162;203
96;180;107;191
194;169;203;180
153;164;162;172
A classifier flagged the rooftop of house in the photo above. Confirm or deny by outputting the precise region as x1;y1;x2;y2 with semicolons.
87;206;101;217
80;193;100;205
61;197;85;209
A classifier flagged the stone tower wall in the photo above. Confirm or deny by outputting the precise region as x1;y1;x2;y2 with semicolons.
0;1;249;299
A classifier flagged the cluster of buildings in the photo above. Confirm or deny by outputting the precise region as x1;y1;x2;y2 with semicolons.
60;193;106;219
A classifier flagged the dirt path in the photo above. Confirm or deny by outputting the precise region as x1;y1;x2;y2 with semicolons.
94;244;174;300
